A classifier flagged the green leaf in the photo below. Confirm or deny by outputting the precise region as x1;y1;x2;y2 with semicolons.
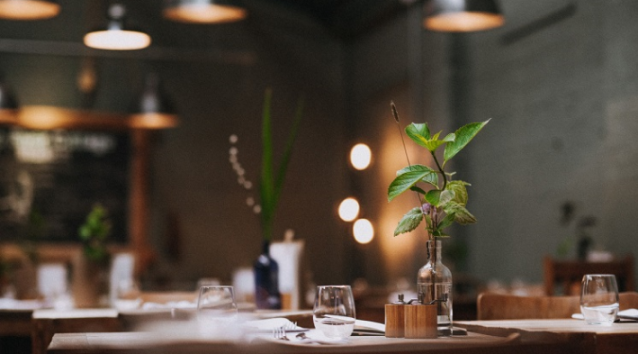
272;97;304;223
410;186;427;195
396;165;438;187
260;89;275;240
388;166;438;201
443;119;491;164
437;213;456;230
425;189;454;207
446;180;470;206
405;123;431;146
393;207;424;236
443;202;477;225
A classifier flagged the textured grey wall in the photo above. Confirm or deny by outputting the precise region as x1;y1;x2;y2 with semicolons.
462;0;638;286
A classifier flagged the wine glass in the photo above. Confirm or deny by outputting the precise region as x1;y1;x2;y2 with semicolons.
313;285;356;339
197;285;238;333
580;274;619;325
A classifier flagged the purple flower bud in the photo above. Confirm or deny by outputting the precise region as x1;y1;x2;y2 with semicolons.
421;203;431;215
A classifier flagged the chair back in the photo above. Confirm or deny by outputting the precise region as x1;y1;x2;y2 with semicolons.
543;255;634;295
478;291;638;320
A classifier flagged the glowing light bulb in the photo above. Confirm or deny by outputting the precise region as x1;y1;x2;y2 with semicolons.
338;198;360;222
353;219;374;244
350;143;371;170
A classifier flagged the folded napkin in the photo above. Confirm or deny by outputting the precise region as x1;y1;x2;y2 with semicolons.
0;298;44;310
572;308;638;321
243;317;305;332
141;300;196;310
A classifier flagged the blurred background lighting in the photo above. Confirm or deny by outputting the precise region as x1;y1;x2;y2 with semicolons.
338;197;360;222
350;143;371;170
353;218;374;244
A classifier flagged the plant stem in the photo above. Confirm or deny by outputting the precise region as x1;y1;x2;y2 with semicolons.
390;102;422;208
430;151;448;190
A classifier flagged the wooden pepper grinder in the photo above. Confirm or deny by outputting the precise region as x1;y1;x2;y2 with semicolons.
404;293;437;339
385;293;406;338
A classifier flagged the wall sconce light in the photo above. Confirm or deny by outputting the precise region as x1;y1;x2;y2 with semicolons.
129;73;179;129
84;3;151;50
163;0;246;24
353;218;374;245
424;0;504;32
350;143;371;170
0;0;59;20
338;197;360;222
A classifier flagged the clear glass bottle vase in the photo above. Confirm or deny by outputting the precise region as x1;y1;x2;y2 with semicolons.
417;240;453;336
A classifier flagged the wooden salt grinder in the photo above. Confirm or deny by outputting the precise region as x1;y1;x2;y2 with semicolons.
385;294;406;338
404;302;437;339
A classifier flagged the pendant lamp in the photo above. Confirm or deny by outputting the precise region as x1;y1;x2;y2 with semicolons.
129;73;178;129
0;0;59;20
424;0;504;32
84;3;151;51
163;0;246;24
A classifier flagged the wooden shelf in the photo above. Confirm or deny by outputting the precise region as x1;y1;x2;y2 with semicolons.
0;105;178;131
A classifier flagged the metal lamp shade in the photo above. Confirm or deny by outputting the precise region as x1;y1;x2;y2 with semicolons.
84;3;151;51
0;0;59;20
129;74;178;129
424;0;504;32
163;0;246;24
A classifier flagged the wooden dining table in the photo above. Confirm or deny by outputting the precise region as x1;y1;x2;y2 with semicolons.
455;319;638;354
44;317;638;354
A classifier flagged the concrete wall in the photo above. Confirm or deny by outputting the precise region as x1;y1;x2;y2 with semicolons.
462;0;638;286
349;0;638;290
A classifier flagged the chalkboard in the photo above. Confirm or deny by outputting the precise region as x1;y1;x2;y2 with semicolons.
0;127;130;244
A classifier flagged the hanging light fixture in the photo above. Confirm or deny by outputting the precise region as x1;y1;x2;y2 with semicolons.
163;0;246;24
0;0;59;20
129;73;178;129
424;0;504;32
0;78;18;125
84;3;151;51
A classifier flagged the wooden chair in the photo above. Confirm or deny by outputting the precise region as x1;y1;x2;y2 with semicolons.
477;291;638;320
543;255;634;295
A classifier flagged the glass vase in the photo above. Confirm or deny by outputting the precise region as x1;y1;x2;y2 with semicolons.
417;240;453;336
253;240;282;309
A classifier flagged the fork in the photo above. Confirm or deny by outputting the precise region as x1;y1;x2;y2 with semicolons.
273;326;289;341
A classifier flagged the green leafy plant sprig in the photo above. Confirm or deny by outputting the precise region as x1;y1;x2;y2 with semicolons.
78;203;111;262
228;89;304;243
387;109;489;239
258;89;304;242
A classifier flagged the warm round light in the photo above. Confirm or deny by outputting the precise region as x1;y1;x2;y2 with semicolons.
350;143;371;170
353;219;374;244
338;197;360;222
164;3;246;24
0;0;60;20
424;12;504;32
83;30;151;50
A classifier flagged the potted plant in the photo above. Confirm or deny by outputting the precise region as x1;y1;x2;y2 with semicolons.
387;102;489;335
229;89;303;309
73;203;111;307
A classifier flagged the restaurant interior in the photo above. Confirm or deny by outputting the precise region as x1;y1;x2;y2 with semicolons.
0;0;637;353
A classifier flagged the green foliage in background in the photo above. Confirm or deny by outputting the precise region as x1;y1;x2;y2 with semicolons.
388;119;489;238
259;89;304;242
78;204;111;262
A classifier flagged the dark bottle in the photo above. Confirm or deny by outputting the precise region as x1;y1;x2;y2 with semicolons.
253;240;282;309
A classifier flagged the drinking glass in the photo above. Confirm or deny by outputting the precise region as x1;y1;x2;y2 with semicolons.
580;274;619;325
313;285;356;339
114;278;142;311
197;286;238;331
